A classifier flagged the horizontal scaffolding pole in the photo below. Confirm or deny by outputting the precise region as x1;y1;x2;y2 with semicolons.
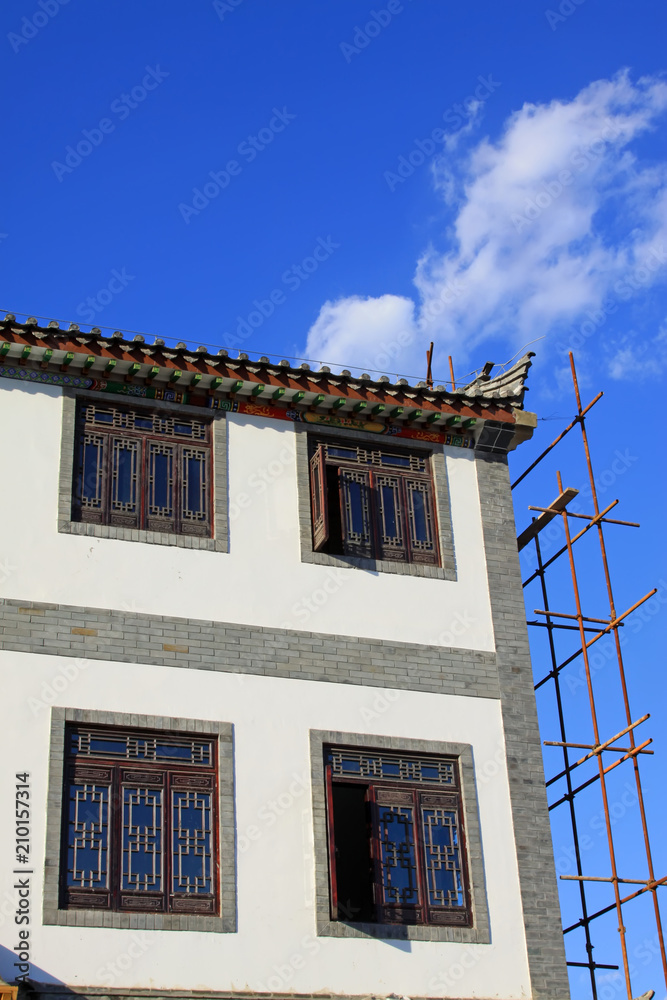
548;741;653;809
534;590;657;690
545;715;649;754
528;620;604;634
563;875;667;935
563;876;659;886
517;488;579;550
544;717;652;788
527;505;640;528
546;743;651;754
522;500;622;588
567;962;620;970
534;609;613;625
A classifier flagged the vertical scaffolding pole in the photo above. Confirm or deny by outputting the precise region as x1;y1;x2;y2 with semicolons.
568;356;667;992
513;353;665;1000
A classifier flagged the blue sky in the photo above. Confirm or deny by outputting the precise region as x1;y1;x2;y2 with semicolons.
2;1;666;996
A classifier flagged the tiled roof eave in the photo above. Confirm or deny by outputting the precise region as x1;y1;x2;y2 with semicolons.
0;318;529;426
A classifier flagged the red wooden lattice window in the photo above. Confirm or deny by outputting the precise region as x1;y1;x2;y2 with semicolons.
324;746;471;927
60;724;219;915
309;441;439;565
72;402;213;536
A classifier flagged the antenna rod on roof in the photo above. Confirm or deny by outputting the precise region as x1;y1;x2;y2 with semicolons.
425;342;434;388
448;355;456;392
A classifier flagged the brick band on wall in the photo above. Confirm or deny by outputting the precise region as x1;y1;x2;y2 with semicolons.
0;598;500;700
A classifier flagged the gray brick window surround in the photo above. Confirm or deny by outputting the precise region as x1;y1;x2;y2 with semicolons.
294;424;457;580
57;389;229;552
309;729;490;943
43;707;236;932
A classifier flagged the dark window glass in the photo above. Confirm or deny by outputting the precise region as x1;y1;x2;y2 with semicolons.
70;728;214;766
380;484;398;538
114;441;137;507
122;787;163;892
67;783;109;889
150;448;174;514
80;437;104;506
88;736;129;756
348;481;365;534
172;790;213;895
411;487;428;541
185;454;203;514
328;445;359;461
377;801;419;906
92;410;114;424
380;453;411;468
422;806;464;908
325;747;470;927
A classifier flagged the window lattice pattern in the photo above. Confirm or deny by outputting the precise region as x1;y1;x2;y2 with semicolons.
422;807;464;908
122;786;163;892
82;403;208;440
327;748;456;786
73;401;212;536
323;442;427;473
405;479;436;552
324;745;470;928
70;728;214;766
311;438;439;566
62;725;218;915
377;804;420;906
67;783;109;889
172;790;213;894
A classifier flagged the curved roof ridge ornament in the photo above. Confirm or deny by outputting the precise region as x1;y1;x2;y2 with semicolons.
462;351;535;408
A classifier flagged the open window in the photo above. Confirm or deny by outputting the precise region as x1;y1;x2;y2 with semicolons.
309;439;440;566
324;745;471;927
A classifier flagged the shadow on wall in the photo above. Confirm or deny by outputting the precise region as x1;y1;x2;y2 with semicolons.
0;942;68;996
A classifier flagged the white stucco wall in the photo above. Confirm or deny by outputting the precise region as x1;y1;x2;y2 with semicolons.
0;380;494;651
0;651;530;998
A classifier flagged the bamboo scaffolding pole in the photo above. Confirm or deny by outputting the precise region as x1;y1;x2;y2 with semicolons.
515;353;666;997
523;500;622;588
568;353;667;990
511;390;603;489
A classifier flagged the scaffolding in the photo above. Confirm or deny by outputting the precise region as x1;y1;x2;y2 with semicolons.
512;353;665;1000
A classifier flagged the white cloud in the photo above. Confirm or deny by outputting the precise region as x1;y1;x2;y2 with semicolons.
305;294;416;376
607;322;667;380
306;71;667;380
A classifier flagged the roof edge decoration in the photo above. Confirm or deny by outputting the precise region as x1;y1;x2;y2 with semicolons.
0;314;536;452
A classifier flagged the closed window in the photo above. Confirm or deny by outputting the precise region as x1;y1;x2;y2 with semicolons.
61;723;219;915
309;440;439;564
325;746;471;927
72;401;212;536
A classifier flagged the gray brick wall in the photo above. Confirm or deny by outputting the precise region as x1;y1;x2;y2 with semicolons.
475;453;570;1000
0;599;500;699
